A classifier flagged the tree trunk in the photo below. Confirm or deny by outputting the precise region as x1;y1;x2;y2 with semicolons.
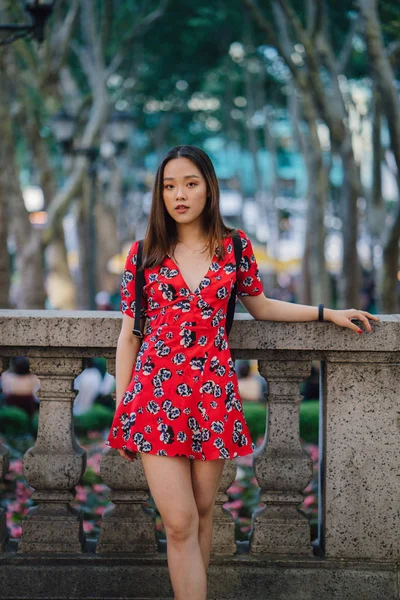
359;0;400;312
0;132;10;307
14;89;78;309
45;236;78;309
96;167;121;294
368;84;386;310
76;176;91;310
290;89;331;306
339;138;362;308
0;53;46;309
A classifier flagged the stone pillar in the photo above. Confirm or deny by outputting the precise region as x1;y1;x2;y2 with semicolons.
18;355;87;553
97;356;156;554
0;441;10;552
211;458;237;557
97;448;157;554
323;353;400;560
251;357;314;556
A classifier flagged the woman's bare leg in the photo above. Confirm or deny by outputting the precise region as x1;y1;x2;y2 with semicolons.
191;458;226;571
140;453;206;600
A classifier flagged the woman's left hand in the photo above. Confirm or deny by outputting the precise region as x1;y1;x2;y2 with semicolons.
325;308;380;334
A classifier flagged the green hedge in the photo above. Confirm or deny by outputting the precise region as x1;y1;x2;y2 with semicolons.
0;399;319;444
243;399;319;444
0;406;33;436
73;404;115;434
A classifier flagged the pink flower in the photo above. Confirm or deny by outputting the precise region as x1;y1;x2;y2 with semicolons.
302;494;316;508
83;521;94;533
92;483;107;493
75;486;88;502
240;525;250;533
10;525;22;538
237;454;253;467
86;461;99;472
226;499;243;510
227;484;244;495
10;460;23;475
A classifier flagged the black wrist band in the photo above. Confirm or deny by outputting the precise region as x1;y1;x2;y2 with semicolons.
318;303;324;322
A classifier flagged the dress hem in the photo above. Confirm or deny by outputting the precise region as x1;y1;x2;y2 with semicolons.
104;439;256;461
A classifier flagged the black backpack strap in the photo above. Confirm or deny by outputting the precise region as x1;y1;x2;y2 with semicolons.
226;230;242;337
132;239;145;339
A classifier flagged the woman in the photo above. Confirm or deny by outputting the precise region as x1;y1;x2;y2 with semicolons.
105;145;378;600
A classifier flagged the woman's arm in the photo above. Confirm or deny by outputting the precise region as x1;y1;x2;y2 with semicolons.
115;314;145;408
239;293;379;334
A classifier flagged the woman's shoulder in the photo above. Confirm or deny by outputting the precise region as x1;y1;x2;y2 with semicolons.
235;228;249;239
227;228;251;246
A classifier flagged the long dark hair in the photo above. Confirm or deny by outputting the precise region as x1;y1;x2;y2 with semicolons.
10;356;31;375
140;145;236;269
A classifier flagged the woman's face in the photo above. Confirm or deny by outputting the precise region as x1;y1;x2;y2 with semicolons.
162;157;208;225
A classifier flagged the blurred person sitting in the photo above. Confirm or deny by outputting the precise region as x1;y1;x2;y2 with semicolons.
1;356;40;419
95;290;113;311
235;359;267;403
302;362;320;401
73;357;115;415
92;357;115;410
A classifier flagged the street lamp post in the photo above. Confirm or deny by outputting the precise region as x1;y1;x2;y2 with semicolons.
52;108;133;310
0;1;55;46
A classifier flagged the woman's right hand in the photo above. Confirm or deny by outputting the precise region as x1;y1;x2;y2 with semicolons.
118;448;138;462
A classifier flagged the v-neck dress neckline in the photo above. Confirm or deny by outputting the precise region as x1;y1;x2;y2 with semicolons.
166;245;218;296
106;229;263;461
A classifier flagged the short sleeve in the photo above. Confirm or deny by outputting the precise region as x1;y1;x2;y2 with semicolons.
236;229;263;297
120;240;147;319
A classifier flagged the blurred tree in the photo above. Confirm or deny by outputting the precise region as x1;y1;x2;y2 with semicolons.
359;0;400;312
0;53;11;307
1;0;170;308
1;0;399;312
243;0;363;308
0;51;46;308
1;0;80;308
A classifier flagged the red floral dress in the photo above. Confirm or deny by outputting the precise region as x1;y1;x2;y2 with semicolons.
105;229;264;461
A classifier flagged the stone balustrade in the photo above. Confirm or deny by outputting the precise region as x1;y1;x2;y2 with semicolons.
0;309;399;600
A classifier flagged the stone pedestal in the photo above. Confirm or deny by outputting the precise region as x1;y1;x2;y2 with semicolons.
97;448;157;554
251;357;314;556
18;356;86;553
211;458;237;556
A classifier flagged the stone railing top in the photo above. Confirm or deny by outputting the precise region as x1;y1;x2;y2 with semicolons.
0;310;399;353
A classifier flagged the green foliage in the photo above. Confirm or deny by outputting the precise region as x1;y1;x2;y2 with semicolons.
300;400;319;444
73;404;115;435
242;402;267;441
243;399;319;445
0;398;319;446
0;407;32;436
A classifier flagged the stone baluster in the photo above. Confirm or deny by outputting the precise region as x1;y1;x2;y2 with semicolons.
97;448;157;554
251;356;314;556
211;459;237;556
97;357;157;554
18;354;87;553
0;441;10;552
